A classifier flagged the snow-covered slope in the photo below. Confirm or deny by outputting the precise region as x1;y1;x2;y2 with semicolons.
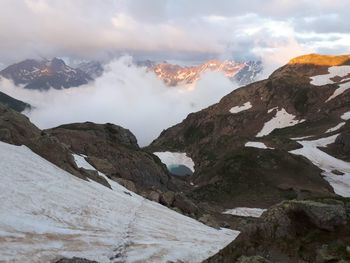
0;141;238;263
289;135;350;197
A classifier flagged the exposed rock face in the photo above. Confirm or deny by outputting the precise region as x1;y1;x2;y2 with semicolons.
149;54;350;209
205;198;350;263
0;104;40;144
56;257;98;263
45;122;172;192
77;61;104;79
0;58;91;90
0;91;30;112
0;104;83;178
326;131;350;162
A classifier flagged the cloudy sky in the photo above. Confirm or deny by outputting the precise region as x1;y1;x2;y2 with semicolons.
1;0;349;66
0;0;349;145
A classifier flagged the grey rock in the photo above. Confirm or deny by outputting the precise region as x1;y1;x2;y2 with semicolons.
55;257;99;263
160;191;175;206
237;256;271;263
173;193;198;215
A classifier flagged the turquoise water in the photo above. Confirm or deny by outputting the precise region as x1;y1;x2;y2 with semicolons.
168;164;193;176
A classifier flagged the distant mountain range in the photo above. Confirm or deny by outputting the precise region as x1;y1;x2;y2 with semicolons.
0;58;262;91
151;60;262;87
0;58;92;90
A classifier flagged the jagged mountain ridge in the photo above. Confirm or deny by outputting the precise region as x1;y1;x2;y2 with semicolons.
0;58;91;90
0;58;261;91
151;60;262;87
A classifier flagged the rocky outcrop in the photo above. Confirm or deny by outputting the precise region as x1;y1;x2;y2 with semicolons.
0;91;30;112
325;131;350;162
204;198;350;263
0;104;82;178
45;122;174;193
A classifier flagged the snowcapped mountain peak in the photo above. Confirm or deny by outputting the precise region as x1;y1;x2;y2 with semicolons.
150;59;262;87
0;58;91;90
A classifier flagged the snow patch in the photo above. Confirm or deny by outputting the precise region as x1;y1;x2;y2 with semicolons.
326;81;350;102
256;108;305;137
72;154;96;170
310;66;350;86
267;107;278;113
223;208;266;218
326;122;346;133
341;111;350;120
153;151;195;173
245;142;273;149
229;101;252;114
289;135;350;197
0;141;238;262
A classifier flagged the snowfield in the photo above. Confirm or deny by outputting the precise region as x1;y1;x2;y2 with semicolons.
153;151;195;172
223;208;266;218
289;135;350;197
341;111;350;120
310;66;350;86
0;142;238;263
229;101;252;114
245;142;273;149
256;108;305;137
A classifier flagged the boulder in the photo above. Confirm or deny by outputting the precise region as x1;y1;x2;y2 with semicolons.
198;214;220;229
80;168;111;189
147;190;161;202
173;193;198;215
204;198;350;263
114;178;137;193
287;200;347;231
160;191;175;206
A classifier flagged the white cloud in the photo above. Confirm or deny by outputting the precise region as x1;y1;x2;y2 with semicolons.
0;56;235;146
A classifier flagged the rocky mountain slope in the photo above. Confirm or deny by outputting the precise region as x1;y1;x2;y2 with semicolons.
0;53;349;262
151;60;262;87
205;197;350;263
45;122;174;194
0;58;91;90
77;61;104;79
149;54;350;211
0;90;30;112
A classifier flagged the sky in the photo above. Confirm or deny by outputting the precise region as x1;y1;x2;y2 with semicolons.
0;0;349;146
0;0;349;66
